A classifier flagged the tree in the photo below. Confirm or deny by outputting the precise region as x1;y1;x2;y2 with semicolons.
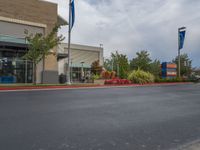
111;51;130;79
149;59;161;78
172;53;192;77
130;50;152;71
23;24;64;84
40;25;65;83
91;60;103;75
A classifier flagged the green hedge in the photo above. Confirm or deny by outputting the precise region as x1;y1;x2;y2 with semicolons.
155;77;187;83
128;69;155;84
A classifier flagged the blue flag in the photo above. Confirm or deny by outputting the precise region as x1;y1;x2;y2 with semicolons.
70;0;75;30
179;30;186;50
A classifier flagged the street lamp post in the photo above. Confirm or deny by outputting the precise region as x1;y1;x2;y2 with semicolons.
81;61;84;82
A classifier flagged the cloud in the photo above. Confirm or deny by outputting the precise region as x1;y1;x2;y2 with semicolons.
46;0;200;67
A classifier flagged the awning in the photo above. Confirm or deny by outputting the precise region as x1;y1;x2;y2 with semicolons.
0;35;28;48
57;53;68;60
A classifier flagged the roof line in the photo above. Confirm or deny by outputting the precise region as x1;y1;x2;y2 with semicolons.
38;0;57;5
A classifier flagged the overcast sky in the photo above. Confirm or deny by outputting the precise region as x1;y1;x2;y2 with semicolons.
46;0;200;67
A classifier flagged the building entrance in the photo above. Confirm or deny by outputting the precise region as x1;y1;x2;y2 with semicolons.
71;67;91;82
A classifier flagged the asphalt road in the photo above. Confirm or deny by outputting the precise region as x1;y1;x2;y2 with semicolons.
0;84;200;150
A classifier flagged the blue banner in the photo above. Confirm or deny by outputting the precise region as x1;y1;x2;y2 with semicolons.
70;0;75;30
179;30;186;50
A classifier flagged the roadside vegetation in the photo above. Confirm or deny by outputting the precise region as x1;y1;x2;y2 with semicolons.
102;50;194;84
128;69;155;84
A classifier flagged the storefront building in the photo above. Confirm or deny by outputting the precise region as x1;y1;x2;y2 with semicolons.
0;0;67;84
58;43;104;82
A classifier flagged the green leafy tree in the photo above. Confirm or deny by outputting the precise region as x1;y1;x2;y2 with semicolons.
23;24;64;84
130;50;152;71
172;53;192;77
149;59;161;78
111;51;130;79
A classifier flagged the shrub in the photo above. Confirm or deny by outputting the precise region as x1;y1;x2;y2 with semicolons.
104;71;111;79
155;77;186;83
128;69;155;84
104;79;132;85
91;60;103;75
100;71;106;79
101;71;112;79
91;74;100;80
110;71;116;79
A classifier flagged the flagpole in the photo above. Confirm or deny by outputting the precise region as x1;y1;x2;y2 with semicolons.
67;0;71;84
178;27;186;78
178;28;181;78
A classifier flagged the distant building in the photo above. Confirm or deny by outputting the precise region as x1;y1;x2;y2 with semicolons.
0;0;67;84
58;43;104;82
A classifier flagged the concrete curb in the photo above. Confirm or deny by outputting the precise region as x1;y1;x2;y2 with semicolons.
0;82;194;92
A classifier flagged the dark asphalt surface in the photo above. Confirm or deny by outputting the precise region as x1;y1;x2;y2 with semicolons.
0;84;200;150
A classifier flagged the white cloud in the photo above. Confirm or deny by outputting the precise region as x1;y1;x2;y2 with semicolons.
46;0;200;67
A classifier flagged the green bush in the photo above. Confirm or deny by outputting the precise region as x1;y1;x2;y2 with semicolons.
91;74;100;80
128;69;155;84
155;77;185;83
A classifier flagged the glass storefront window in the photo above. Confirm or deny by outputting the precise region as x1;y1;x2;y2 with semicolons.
71;67;91;82
0;35;34;84
0;58;33;83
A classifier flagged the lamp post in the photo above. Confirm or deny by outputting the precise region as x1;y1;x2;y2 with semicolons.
81;61;84;82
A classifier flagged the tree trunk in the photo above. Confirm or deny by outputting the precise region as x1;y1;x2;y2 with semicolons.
42;54;45;84
33;63;37;85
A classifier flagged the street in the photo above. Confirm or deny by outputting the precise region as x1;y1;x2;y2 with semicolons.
0;84;200;150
